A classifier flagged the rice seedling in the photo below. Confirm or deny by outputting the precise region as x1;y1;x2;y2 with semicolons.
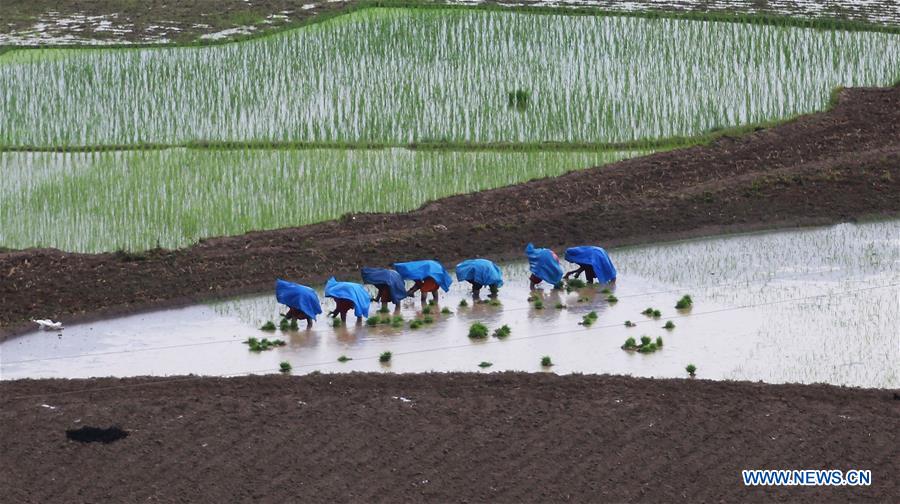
641;308;654;316
332;319;342;328
652;309;662;318
441;307;452;314
245;337;286;352
656;336;664;347
409;319;423;329
422;305;433;315
337;355;352;363
555;303;566;309
675;295;694;309
379;351;392;363
606;294;618;304
540;356;554;367
423;315;434;324
279;318;291;331
488;298;502;307
577;296;590;303
581;311;599;326
637;342;659;353
533;299;544;310
478;361;493;368
279;361;292;373
378;306;390;314
640;335;652;347
663;321;676;330
260;321;276;331
622;337;637;349
468;322;489;339
492;324;511;339
458;299;469;307
624;320;636;327
507;89;529;112
686;364;697;377
289;318;299;330
566;278;586;289
601;288;612;294
366;317;379;326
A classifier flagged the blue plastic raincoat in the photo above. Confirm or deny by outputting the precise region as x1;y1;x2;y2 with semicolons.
393;260;453;292
525;243;563;285
324;277;371;318
564;246;617;283
455;259;504;287
360;267;407;304
275;279;323;319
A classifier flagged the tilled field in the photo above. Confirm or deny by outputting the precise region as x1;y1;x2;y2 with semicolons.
1;85;898;336
1;372;897;502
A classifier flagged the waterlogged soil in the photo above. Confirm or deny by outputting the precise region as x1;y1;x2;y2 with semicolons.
1;85;899;334
1;372;898;503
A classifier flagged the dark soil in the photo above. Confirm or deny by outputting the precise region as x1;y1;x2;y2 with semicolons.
2;0;897;45
1;85;898;336
1;372;897;502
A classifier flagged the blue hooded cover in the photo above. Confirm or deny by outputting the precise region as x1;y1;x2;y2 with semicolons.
525;243;563;285
324;277;371;318
393;260;453;292
360;267;407;304
455;259;504;287
565;246;617;283
275;279;323;319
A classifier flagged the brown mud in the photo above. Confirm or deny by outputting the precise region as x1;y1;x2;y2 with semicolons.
1;85;899;336
1;372;897;502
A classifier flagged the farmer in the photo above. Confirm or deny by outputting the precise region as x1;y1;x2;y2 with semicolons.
525;243;564;290
394;259;453;305
324;277;372;324
455;258;503;298
361;267;407;311
275;279;322;329
564;246;617;284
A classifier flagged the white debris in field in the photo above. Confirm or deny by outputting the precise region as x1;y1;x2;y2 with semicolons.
33;319;64;330
199;26;258;40
40;404;57;410
392;396;413;403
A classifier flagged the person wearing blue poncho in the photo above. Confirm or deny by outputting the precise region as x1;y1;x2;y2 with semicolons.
564;246;617;284
455;258;503;298
275;279;323;329
324;277;371;323
525;243;564;290
360;267;407;312
394;260;452;305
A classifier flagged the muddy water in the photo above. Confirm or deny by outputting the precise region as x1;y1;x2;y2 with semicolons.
2;221;897;387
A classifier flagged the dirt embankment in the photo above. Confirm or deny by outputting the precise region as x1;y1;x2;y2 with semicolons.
1;85;899;335
1;372;897;503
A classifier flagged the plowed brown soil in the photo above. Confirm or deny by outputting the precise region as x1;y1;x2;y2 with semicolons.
1;85;899;336
1;373;897;503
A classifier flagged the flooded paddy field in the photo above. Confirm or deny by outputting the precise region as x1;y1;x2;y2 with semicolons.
3;220;896;387
0;148;639;252
2;7;898;148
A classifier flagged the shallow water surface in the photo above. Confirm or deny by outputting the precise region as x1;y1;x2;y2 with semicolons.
2;221;897;387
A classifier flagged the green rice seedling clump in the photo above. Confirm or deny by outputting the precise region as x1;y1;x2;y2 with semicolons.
488;298;502;307
378;306;390;314
541;356;553;367
468;322;489;339
652;309;662;318
567;278;586;289
601;288;612;294
441;307;452;314
279;318;291;331
624;320;636;327
533;298;544;309
656;336;664;347
606;294;618;303
366;317;379;327
422;305;432;315
379;351;392;363
492;324;511;339
260;321;276;331
640;335;652;346
622;337;637;349
423;315;434;324
478;361;493;368
459;299;469;307
664;320;676;330
637;342;658;353
337;355;352;363
555;303;566;309
642;308;654;316
409;319;423;329
332;318;342;328
279;361;292;373
686;364;697;377
675;295;694;309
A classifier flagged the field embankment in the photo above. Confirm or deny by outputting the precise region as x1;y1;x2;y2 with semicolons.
1;85;898;335
1;372;897;502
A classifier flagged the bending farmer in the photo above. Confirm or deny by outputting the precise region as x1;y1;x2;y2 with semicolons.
324;277;372;323
563;246;617;284
525;243;564;290
394;260;453;305
455;258;503;298
361;267;407;311
275;279;322;329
